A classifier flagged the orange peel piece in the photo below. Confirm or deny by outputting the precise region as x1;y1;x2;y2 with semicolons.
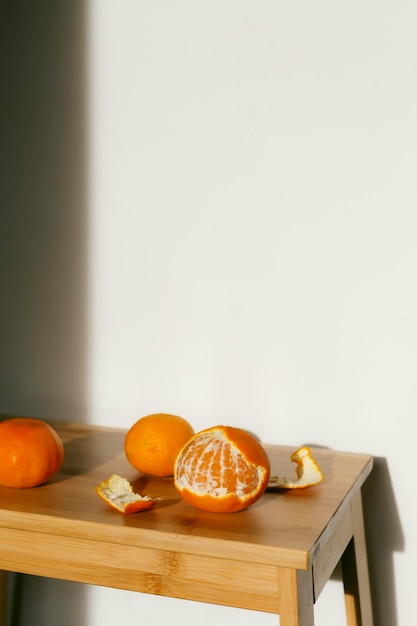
95;474;159;513
268;446;324;489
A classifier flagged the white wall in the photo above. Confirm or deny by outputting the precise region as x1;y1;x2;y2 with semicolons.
2;1;416;625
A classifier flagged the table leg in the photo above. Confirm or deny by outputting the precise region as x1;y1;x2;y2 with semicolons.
342;492;374;626
0;570;6;626
277;567;315;626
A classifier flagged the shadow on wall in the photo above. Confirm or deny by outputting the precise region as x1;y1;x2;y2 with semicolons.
362;457;404;626
0;2;89;626
330;456;404;626
309;445;403;626
0;0;89;424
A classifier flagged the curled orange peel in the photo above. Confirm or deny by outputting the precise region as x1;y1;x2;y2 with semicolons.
267;446;324;489
96;474;159;513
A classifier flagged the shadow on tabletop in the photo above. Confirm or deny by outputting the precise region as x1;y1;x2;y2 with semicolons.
1;2;89;626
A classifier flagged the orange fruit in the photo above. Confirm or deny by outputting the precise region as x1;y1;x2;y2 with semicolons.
0;417;64;488
174;425;270;513
124;413;194;477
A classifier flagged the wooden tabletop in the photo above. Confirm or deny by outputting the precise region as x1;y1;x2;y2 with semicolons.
0;420;373;614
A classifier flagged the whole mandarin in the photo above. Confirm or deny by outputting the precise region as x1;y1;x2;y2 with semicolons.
124;413;194;477
0;417;64;488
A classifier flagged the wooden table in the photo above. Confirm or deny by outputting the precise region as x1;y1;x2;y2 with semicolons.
0;421;374;626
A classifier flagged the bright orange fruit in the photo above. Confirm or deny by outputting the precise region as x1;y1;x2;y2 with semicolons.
0;417;64;488
174;425;270;513
124;413;194;477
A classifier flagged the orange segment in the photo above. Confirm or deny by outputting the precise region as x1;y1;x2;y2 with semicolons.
268;446;324;489
174;425;270;513
95;474;159;513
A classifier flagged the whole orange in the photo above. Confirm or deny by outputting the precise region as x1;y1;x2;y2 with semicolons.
124;413;194;477
174;425;270;513
0;417;64;488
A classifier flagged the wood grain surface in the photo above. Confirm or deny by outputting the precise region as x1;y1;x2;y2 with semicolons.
0;419;373;618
